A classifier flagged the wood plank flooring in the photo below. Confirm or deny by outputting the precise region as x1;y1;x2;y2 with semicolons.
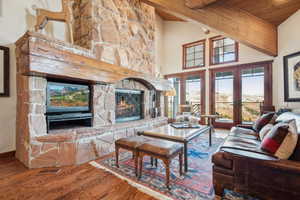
0;157;156;200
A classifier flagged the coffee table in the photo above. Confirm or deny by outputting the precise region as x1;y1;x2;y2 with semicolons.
137;124;211;172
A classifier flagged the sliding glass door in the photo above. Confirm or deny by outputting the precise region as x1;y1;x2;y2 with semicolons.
210;61;272;128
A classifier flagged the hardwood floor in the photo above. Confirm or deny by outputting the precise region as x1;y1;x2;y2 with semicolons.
0;157;155;200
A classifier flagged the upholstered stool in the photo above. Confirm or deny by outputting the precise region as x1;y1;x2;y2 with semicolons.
137;139;184;189
115;136;150;176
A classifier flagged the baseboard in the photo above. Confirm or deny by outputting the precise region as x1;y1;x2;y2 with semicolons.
0;151;16;158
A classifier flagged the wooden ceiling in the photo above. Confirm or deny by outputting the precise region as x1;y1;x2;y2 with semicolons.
156;9;185;21
216;0;300;26
156;0;300;26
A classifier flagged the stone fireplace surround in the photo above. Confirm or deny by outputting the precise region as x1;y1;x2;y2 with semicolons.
15;32;171;168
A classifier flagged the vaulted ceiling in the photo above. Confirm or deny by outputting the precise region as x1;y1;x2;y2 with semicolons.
213;0;300;26
157;0;300;26
150;0;300;57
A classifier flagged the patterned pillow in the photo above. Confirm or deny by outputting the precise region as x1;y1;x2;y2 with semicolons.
259;124;273;141
252;112;275;132
261;120;298;159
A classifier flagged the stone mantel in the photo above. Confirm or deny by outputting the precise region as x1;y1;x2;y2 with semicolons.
16;31;172;91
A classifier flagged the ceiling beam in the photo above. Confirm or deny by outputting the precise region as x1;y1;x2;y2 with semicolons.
141;0;278;57
185;0;219;9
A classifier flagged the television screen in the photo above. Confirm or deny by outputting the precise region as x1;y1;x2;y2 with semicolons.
47;82;90;113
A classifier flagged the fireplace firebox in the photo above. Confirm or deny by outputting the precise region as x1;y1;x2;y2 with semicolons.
115;89;144;123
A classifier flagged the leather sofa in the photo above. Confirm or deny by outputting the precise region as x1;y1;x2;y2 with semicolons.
212;112;300;200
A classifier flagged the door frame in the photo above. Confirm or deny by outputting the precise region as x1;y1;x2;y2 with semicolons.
165;70;206;124
209;60;273;129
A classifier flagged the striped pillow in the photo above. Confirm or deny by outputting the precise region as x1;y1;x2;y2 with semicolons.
261;120;298;159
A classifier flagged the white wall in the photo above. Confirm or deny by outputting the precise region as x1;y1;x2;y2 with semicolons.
0;0;67;153
273;10;300;109
155;14;164;77
161;10;300;114
161;21;273;75
161;21;273;114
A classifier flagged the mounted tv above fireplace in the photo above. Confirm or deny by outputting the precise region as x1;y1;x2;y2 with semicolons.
46;81;91;114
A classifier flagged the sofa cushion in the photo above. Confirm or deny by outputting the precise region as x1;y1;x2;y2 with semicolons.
259;124;274;141
252;112;275;132
229;127;258;140
221;136;270;156
261;120;298;159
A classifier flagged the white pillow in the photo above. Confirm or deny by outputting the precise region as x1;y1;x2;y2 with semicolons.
259;124;274;141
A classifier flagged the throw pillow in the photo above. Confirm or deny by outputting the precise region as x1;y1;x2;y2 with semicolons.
261;120;298;159
253;112;275;132
259;124;274;141
269;114;278;125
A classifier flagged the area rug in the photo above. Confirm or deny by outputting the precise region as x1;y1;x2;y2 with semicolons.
222;189;260;200
91;134;225;200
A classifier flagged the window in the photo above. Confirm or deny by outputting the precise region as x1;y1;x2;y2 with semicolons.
210;36;238;65
241;67;265;123
183;40;205;69
165;71;205;120
167;77;181;119
210;61;273;129
215;71;234;123
185;75;202;116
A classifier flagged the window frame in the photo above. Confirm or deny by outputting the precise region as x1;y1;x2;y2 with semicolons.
165;70;206;124
182;39;206;70
209;36;239;66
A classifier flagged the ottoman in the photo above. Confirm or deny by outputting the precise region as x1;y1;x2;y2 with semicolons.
137;139;184;189
115;136;150;176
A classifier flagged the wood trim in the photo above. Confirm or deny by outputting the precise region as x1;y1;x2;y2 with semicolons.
182;39;206;70
185;0;219;9
209;35;239;66
0;46;10;97
141;0;277;57
15;31;172;92
0;151;15;158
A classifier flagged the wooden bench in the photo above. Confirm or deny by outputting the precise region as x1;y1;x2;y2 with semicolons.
137;139;184;190
115;136;150;176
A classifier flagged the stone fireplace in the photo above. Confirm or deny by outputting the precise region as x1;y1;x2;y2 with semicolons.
15;32;171;168
14;0;172;169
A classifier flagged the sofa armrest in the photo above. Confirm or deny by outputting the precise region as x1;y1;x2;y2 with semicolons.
236;124;254;130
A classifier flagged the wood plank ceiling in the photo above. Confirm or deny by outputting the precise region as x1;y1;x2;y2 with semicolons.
156;0;300;26
217;0;300;26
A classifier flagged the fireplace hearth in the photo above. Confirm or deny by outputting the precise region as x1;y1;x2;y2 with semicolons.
115;89;144;123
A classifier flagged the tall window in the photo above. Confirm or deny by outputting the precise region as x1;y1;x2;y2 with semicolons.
185;75;202;115
215;71;234;123
167;77;181;119
183;40;205;69
210;36;238;65
241;67;264;123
